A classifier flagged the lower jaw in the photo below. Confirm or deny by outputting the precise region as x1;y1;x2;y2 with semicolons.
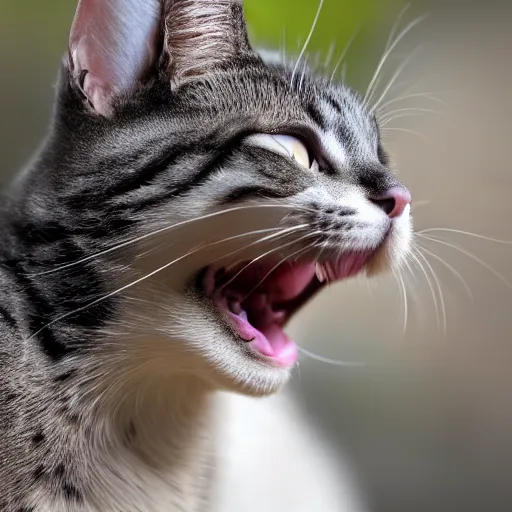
227;310;299;368
210;254;371;369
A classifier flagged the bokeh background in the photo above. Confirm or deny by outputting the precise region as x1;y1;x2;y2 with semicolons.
1;1;512;511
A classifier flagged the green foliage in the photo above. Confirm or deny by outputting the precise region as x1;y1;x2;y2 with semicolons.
245;0;391;51
0;0;403;88
0;1;76;54
245;0;401;86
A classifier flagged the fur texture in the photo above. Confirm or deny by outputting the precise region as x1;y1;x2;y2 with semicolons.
0;0;412;510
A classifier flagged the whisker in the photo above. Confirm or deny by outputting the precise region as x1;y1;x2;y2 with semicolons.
297;346;367;367
30;204;304;276
314;235;332;264
341;61;348;84
401;259;427;312
204;226;310;279
381;106;439;117
380;112;434;129
220;230;318;293
281;27;287;66
418;234;512;290
148;226;294;273
381;111;434;126
385;3;411;53
419;228;512;245
409;248;441;330
411;199;431;211
394;269;409;334
391;270;404;326
415;245;447;335
381;127;430;141
400;272;410;334
416;243;474;301
323;40;337;70
378;92;445;114
239;246;312;302
329;26;360;84
380;107;438;124
220;225;309;273
364;15;427;106
299;59;308;92
402;255;418;283
25;226;308;341
371;45;425;112
291;0;324;86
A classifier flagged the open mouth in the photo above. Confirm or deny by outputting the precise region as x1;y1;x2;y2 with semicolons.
201;252;373;368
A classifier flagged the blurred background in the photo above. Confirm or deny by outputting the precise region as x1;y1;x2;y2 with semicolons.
1;1;512;511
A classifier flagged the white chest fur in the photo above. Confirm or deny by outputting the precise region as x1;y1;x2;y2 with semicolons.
31;388;366;512
212;389;368;512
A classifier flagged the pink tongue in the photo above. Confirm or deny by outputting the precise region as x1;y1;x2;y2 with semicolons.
228;312;298;368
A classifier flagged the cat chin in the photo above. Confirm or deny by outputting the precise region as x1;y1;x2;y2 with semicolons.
117;290;293;396
204;364;291;398
180;314;294;397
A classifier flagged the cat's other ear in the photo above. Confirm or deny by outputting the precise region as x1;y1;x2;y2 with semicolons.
162;0;254;84
69;0;161;116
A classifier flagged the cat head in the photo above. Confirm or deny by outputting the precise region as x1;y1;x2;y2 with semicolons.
27;0;412;397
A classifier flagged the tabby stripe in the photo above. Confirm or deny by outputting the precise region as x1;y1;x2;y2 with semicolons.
11;270;74;361
102;145;192;199
325;95;342;115
220;185;291;204
307;103;327;130
6;254;112;361
117;144;241;211
103;138;234;207
0;305;17;329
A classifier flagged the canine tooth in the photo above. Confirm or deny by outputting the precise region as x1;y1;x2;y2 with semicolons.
325;261;335;282
323;261;331;280
315;262;326;283
239;309;248;321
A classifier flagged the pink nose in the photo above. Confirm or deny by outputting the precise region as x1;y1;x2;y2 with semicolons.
370;186;412;218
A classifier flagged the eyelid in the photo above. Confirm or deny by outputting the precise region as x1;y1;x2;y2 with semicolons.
245;133;312;169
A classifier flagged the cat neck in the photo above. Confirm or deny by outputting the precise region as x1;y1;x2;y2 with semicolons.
81;371;217;510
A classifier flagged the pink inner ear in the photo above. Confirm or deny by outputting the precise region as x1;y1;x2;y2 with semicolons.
69;0;160;115
71;36;117;116
81;72;115;117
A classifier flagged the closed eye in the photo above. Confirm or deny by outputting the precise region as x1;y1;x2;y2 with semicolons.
245;134;318;171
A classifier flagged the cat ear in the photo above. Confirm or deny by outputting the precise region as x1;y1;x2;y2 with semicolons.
69;0;161;116
162;0;254;84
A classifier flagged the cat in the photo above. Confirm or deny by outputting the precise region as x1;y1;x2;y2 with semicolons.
0;0;412;510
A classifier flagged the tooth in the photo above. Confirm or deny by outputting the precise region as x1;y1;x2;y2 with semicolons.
239;309;248;321
326;263;333;282
315;262;326;283
322;261;330;282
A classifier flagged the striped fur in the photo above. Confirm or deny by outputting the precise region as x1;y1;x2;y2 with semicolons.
0;0;411;510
